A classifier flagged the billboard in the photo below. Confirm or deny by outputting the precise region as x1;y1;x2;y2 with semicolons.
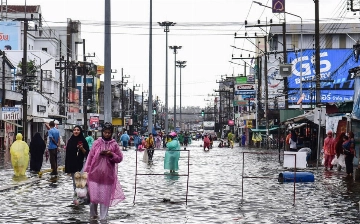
0;21;21;50
68;88;80;113
89;116;99;130
287;49;357;104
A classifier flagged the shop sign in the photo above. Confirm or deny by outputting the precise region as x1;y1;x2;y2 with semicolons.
236;76;247;84
89;116;99;130
37;105;46;112
1;107;21;120
247;120;253;128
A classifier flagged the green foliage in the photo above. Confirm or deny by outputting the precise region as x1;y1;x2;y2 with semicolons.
17;60;37;75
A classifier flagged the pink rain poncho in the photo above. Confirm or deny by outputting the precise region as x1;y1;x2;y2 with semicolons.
83;138;125;207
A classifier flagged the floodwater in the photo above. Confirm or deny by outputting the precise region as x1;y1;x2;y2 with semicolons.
1;141;360;223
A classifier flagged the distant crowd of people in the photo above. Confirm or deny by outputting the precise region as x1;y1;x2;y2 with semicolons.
9;123;186;221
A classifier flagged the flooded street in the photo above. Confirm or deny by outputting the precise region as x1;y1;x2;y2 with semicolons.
1;141;360;223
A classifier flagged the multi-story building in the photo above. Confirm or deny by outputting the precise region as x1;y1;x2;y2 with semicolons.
0;4;99;144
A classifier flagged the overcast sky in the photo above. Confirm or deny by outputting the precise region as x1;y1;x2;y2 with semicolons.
9;0;355;108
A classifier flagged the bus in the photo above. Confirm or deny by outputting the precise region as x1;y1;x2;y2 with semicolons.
203;121;217;140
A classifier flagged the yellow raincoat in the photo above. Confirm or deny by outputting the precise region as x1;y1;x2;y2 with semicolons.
10;133;29;176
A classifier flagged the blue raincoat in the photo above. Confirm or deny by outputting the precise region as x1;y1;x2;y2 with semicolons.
164;137;181;171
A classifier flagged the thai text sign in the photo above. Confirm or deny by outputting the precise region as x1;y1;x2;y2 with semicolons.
234;84;256;95
1;107;21;120
287;49;357;103
0;21;21;50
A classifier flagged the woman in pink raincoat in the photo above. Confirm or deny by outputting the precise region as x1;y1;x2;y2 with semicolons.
83;122;125;220
323;130;335;171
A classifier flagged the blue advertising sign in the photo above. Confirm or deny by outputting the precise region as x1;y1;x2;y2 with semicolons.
287;49;357;103
235;90;256;95
0;21;21;50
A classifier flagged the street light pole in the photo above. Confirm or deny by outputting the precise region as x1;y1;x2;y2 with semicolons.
158;21;175;135
104;0;112;123
253;1;303;108
169;45;182;130
176;60;186;126
148;0;153;134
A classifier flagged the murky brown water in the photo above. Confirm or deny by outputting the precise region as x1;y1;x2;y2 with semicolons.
1;141;360;223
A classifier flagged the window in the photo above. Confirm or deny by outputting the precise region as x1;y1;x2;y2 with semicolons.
42;48;47;52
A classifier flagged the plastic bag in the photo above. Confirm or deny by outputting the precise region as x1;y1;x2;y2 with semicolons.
143;149;148;163
331;157;338;165
338;154;346;167
321;157;325;165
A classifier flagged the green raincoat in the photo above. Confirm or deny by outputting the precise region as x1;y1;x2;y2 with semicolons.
178;134;184;144
164;137;181;171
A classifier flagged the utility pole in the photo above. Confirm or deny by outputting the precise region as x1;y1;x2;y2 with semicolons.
65;53;69;115
264;36;269;149
176;60;186;125
2;51;5;107
80;39;95;134
169;45;182;130
141;91;144;129
82;39;87;133
104;0;112;123
55;50;71;116
121;68;130;128
148;0;153;134
22;19;29;141
158;21;175;135
132;84;140;114
59;40;63;115
315;0;320;105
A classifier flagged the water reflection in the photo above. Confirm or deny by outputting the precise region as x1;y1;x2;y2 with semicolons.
12;175;28;182
1;143;360;223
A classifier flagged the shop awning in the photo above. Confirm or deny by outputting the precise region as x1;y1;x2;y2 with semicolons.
285;110;314;125
32;117;59;124
3;120;22;127
49;114;67;119
250;127;279;132
280;110;305;122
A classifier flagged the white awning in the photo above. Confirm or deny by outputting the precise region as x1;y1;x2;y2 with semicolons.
32;118;59;124
49;114;67;119
3;120;22;127
5;90;22;101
